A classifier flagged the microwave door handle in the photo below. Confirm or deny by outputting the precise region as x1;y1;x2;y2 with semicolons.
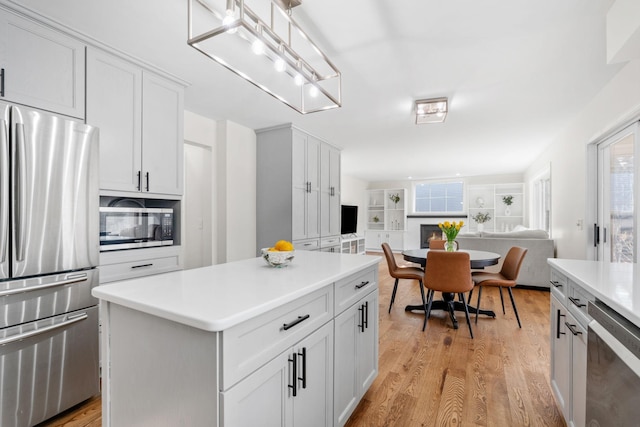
0;115;8;262
13;121;26;262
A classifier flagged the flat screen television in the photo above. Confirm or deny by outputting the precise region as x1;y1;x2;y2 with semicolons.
341;205;358;235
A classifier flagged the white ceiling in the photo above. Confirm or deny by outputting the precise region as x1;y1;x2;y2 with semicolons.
14;0;624;182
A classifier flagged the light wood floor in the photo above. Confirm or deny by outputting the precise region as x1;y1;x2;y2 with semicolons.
39;253;564;427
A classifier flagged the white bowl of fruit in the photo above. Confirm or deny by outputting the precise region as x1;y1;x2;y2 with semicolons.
261;240;295;268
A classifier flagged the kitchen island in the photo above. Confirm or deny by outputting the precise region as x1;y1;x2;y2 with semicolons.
93;250;381;427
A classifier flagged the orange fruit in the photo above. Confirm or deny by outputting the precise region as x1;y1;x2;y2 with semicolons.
274;240;294;251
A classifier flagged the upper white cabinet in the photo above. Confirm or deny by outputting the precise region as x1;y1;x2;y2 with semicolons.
87;47;184;196
467;183;524;232
0;7;85;118
256;124;341;252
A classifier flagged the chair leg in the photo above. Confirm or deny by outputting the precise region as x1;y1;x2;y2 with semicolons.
498;286;506;314
419;280;428;331
388;278;399;313
467;288;473;305
475;286;483;324
424;289;435;332
507;287;522;328
460;293;474;339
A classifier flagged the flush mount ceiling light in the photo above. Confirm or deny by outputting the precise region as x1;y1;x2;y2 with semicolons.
415;97;448;124
187;0;341;114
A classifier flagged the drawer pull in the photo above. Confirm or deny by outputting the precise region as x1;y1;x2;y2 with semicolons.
564;321;583;336
355;280;370;289
550;280;562;288
131;263;153;269
283;314;310;331
568;296;586;308
556;310;565;339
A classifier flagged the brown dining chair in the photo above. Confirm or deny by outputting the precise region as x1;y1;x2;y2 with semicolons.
423;251;474;337
428;239;446;249
381;243;428;318
470;246;528;328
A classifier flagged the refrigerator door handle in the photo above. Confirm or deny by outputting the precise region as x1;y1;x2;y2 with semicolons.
0;312;88;346
14;121;26;262
0;114;8;263
0;273;88;297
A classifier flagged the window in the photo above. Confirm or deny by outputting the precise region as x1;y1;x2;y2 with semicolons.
414;181;464;213
530;169;551;235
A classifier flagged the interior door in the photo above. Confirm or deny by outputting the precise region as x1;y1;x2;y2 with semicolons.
596;123;638;262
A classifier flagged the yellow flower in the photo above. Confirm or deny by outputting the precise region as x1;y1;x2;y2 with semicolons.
460;220;464;227
444;221;451;228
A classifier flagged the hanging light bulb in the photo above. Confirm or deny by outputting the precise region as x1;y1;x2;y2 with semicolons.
274;44;286;72
293;60;304;86
251;24;265;55
309;72;319;97
222;0;237;34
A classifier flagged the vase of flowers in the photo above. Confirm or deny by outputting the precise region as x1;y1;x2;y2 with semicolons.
389;193;401;209
502;195;513;216
438;220;463;251
471;211;491;232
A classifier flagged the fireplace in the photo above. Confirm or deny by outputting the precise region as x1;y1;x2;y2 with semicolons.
420;225;443;248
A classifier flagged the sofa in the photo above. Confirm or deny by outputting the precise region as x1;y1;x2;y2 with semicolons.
456;229;555;289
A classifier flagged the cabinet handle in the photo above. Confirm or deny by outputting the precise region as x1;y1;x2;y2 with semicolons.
288;353;297;397
556;309;566;339
282;314;310;331
363;301;369;330
358;305;365;332
298;347;307;389
0;68;4;97
549;280;562;288
355;280;370;289
568;297;586;308
137;171;142;191
564;321;583;336
131;263;153;269
145;172;150;192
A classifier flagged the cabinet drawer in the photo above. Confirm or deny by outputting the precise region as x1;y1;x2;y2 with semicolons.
220;285;333;390
99;256;180;283
567;281;594;328
549;269;568;301
294;238;320;251
334;266;378;315
320;236;340;248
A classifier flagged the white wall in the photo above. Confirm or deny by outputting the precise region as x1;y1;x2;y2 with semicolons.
524;58;640;259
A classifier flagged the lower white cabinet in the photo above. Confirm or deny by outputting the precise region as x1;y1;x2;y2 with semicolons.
99;246;181;283
222;321;334;427
549;266;591;427
365;230;404;251
334;289;378;426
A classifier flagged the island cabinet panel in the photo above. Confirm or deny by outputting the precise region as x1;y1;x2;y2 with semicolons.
220;285;334;389
104;304;219;427
221;321;334;427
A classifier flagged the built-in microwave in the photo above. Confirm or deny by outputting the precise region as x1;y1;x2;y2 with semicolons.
99;207;174;251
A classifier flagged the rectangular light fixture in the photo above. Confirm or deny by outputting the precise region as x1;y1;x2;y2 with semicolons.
187;0;342;114
415;97;448;124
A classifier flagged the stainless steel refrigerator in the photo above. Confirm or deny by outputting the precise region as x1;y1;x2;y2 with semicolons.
0;101;100;427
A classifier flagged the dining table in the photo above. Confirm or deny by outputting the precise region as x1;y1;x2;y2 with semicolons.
401;248;501;329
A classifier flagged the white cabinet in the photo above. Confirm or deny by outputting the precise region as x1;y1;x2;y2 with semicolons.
365;188;406;251
256;124;341;252
98;246;182;284
0;7;85;118
86;47;184;196
321;143;341;238
467;183;524;232
222;321;334;427
549;267;593;427
341;236;365;255
333;267;378;427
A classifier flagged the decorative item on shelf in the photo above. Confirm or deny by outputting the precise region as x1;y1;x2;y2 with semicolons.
502;195;513;216
471;211;491;232
438;221;463;252
372;215;380;223
389;193;401;208
475;197;485;208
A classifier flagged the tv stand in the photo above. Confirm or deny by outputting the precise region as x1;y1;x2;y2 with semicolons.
341;235;366;255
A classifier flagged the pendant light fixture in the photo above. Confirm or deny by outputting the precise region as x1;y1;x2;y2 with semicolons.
187;0;342;114
415;97;448;124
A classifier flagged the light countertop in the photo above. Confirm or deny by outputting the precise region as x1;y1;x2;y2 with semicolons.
93;251;381;332
548;258;640;327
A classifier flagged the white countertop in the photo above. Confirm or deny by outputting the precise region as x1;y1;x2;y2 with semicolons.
548;258;640;327
93;251;381;332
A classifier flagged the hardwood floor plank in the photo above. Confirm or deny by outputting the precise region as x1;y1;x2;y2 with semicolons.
40;252;565;427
